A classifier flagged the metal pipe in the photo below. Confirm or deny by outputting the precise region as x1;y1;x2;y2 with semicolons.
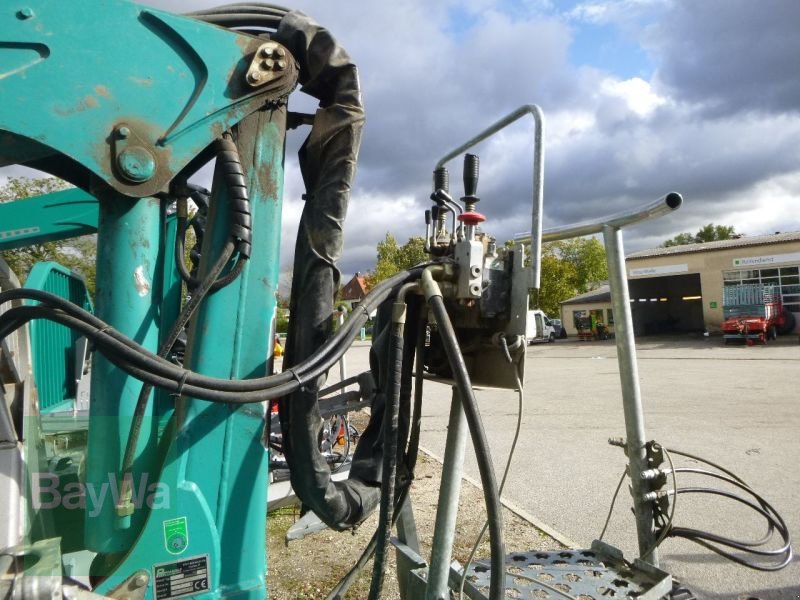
516;192;682;244
602;224;659;565
434;104;544;290
425;387;469;600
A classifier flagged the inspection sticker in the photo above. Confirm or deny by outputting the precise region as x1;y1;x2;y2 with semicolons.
153;554;210;600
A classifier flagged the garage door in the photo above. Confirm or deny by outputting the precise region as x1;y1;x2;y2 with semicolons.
629;274;705;335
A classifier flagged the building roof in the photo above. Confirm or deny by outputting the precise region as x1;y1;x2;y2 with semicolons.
340;273;368;300
560;284;611;306
626;231;800;260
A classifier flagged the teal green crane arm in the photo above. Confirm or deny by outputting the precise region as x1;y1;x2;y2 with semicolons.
0;0;297;198
0;188;98;251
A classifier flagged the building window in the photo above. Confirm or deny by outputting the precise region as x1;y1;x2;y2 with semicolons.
606;309;614;325
723;265;800;312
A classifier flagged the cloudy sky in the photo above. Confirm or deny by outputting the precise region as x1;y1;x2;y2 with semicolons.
4;0;799;278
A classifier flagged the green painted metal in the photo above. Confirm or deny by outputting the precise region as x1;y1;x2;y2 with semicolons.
93;108;286;599
154;208;182;423
85;194;165;553
23;262;93;413
0;188;98;251
0;0;292;198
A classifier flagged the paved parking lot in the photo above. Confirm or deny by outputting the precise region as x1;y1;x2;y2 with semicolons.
414;335;800;599
337;334;799;598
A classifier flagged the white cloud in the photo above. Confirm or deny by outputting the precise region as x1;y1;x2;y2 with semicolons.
599;77;668;117
2;0;799;276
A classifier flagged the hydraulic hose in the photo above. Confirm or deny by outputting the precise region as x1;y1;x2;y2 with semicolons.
423;269;505;600
367;299;405;600
0;268;424;402
175;136;251;292
327;307;425;600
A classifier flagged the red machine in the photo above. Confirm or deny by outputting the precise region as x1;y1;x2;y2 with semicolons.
721;284;785;344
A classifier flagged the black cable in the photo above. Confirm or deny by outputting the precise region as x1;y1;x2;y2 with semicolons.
674;467;777;546
428;295;505;600
0;268;423;401
367;316;404;600
405;316;427;474
174;136;251;292
670;488;790;556
327;317;426;600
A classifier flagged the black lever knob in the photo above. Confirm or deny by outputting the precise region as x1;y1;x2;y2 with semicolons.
433;167;449;195
462;154;479;205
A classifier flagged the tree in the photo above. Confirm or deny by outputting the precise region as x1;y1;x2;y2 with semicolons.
661;223;736;247
0;177;97;297
537;252;579;316
530;237;609;316
367;233;428;287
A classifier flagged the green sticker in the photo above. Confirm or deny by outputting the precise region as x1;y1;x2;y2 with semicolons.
709;301;717;309
163;517;189;555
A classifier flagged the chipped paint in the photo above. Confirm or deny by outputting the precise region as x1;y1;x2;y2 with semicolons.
129;76;154;86
133;265;151;297
95;84;111;98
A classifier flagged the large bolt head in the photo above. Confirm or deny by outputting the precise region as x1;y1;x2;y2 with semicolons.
117;147;156;183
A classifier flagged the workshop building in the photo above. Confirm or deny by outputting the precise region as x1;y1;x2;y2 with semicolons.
560;231;800;337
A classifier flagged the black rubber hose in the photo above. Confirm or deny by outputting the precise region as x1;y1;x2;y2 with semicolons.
670;488;791;557
428;294;505;600
674;467;779;546
368;317;404;600
327;312;424;600
405;315;426;474
0;269;424;400
175;137;251;291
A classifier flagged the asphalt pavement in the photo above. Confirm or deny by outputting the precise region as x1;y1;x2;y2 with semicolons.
339;334;799;599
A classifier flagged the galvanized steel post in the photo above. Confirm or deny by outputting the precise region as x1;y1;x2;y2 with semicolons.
602;224;659;565
426;388;469;599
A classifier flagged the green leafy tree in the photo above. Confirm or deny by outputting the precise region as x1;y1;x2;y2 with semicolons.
661;223;736;247
537;252;579;316
529;237;609;316
367;233;428;287
550;237;608;294
1;176;97;297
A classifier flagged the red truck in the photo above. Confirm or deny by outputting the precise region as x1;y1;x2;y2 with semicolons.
721;284;786;345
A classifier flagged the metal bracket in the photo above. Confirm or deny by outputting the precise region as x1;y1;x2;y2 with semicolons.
106;569;150;600
245;42;295;88
454;239;483;299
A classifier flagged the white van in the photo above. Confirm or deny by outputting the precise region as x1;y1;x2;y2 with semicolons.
526;309;556;344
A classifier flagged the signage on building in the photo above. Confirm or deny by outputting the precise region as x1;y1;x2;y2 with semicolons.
629;263;689;277
732;251;800;267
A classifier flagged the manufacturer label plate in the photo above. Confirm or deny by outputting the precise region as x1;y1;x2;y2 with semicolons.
153;554;210;600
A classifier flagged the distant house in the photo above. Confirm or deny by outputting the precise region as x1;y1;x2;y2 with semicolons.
338;272;368;311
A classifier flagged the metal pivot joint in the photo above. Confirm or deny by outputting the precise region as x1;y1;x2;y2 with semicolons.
113;124;156;183
246;41;296;88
